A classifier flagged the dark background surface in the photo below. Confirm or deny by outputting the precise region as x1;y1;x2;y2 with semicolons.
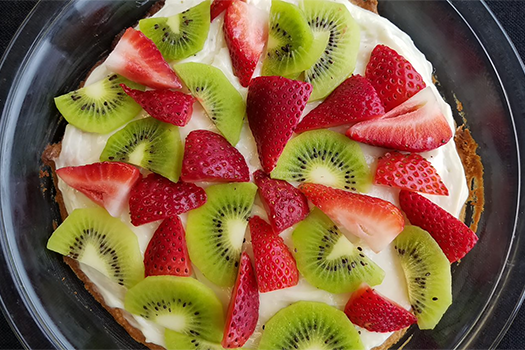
0;0;524;349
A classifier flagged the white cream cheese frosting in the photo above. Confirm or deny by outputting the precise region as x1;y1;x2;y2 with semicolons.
54;0;469;349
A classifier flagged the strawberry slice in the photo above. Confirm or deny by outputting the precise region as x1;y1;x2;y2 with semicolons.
249;216;299;292
144;216;192;277
344;284;417;332
347;87;453;152
247;76;312;173
253;170;309;233
181;130;249;182
299;183;404;253
375;152;449;196
224;0;267;87
295;75;385;133
211;0;245;21
222;252;259;348
56;162;140;217
120;84;194;127
365;44;426;111
106;28;181;90
399;190;478;262
129;173;206;226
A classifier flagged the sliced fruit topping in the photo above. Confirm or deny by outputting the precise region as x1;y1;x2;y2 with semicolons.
375;152;449;196
253;170;309;233
258;301;364;350
247;76;312;173
293;209;384;293
211;0;244;21
261;0;322;77
165;330;223;350
365;44;426;111
47;207;144;288
344;284;417;332
299;183;404;253
393;225;452;330
271;129;371;192
56;162;140;217
120;84;195;127
105;28;181;90
100;117;183;182
399;190;478;263
129;173;207;226
347;87;453;152
224;0;268;87
139;1;210;61
222;252;259;348
144;217;192;277
249;216;299;292
174;62;245;145
125;276;224;342
181;130;249;183
54;74;143;134
295;75;384;133
301;0;360;101
186;183;257;287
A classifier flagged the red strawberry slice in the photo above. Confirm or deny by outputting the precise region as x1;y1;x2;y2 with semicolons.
399;190;478;263
222;252;259;348
224;0;267;87
56;162;140;217
347;87;453;152
129;173;207;226
295;75;385;133
211;0;245;21
344;284;417;332
253;170;309;233
106;28;181;89
249;216;299;292
120;84;194;127
299;183;404;253
247;76;312;173
181;130;249;182
375;152;449;196
144;216;192;277
365;44;426;111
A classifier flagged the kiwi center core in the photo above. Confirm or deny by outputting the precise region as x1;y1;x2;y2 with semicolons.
84;81;106;99
156;314;186;332
326;236;353;260
128;142;147;165
228;218;248;249
167;16;181;34
309;165;339;187
80;243;111;277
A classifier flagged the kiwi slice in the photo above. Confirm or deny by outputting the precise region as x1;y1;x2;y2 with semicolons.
186;183;257;287
300;0;360;101
165;329;223;350
100;117;183;182
125;276;224;342
258;301;364;350
139;1;210;61
173;63;245;145
46;207;143;288
271;129;371;192
54;74;144;134
393;225;452;330
293;209;384;294
261;0;324;77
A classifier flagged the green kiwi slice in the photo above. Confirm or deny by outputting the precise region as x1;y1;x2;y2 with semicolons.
139;1;210;61
271;129;371;192
186;183;257;287
100;117;183;182
125;276;224;342
261;0;324;77
54;74;144;134
293;209;384;294
258;301;364;350
165;329;223;350
300;0;360;101
393;225;452;330
173;62;245;145
46;207;144;288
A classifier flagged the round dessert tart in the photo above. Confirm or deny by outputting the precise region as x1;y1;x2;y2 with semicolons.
43;0;484;349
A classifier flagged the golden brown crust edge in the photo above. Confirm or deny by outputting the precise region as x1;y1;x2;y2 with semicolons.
40;0;483;349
